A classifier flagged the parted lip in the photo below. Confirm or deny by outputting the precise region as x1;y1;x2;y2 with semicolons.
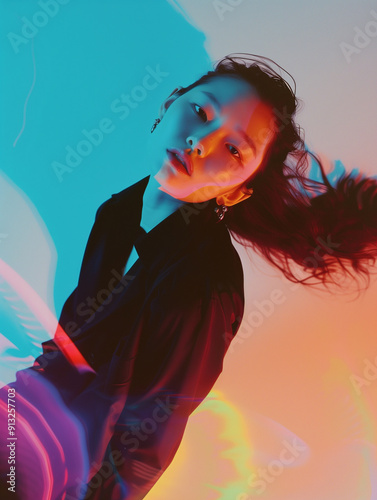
167;149;192;175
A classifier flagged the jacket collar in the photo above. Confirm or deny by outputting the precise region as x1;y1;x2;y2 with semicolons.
110;175;230;270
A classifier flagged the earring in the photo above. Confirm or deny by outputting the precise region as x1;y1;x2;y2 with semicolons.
214;204;228;222
150;118;160;134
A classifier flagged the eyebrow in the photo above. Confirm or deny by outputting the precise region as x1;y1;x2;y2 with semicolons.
201;90;221;110
201;90;257;154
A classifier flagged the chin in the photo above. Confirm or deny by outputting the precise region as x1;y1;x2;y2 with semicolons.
157;184;194;201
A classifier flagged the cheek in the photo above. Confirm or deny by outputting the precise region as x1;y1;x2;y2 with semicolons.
212;159;247;187
239;153;266;181
200;149;239;178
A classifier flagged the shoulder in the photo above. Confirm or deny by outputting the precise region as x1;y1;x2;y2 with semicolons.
95;175;150;220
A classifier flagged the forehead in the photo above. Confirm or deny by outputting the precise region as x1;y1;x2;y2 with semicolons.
192;74;261;105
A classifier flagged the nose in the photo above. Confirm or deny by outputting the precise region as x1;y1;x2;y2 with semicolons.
186;122;222;156
186;135;204;156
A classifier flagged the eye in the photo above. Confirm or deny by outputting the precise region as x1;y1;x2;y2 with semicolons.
226;144;241;160
193;104;207;122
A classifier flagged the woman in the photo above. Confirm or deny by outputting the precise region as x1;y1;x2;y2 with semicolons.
1;54;377;500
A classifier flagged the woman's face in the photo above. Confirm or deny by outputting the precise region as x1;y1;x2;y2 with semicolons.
147;75;276;204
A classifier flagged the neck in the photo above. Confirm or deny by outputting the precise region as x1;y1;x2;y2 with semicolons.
140;176;185;232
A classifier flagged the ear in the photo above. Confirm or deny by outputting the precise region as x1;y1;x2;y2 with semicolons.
216;185;254;207
159;86;183;117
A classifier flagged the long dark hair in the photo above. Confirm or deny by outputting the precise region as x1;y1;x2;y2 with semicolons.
176;53;377;292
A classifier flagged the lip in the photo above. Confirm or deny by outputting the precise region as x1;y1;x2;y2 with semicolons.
167;149;192;175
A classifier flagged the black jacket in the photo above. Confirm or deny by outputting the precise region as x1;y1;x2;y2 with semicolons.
7;176;245;499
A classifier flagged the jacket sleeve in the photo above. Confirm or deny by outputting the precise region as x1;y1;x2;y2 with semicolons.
32;192;140;379
28;198;115;385
86;282;244;500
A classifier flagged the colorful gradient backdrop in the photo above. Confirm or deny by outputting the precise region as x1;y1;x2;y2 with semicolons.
1;1;377;498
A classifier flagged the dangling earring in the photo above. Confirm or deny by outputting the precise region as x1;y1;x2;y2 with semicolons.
150;118;160;133
214;204;228;222
214;185;254;222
